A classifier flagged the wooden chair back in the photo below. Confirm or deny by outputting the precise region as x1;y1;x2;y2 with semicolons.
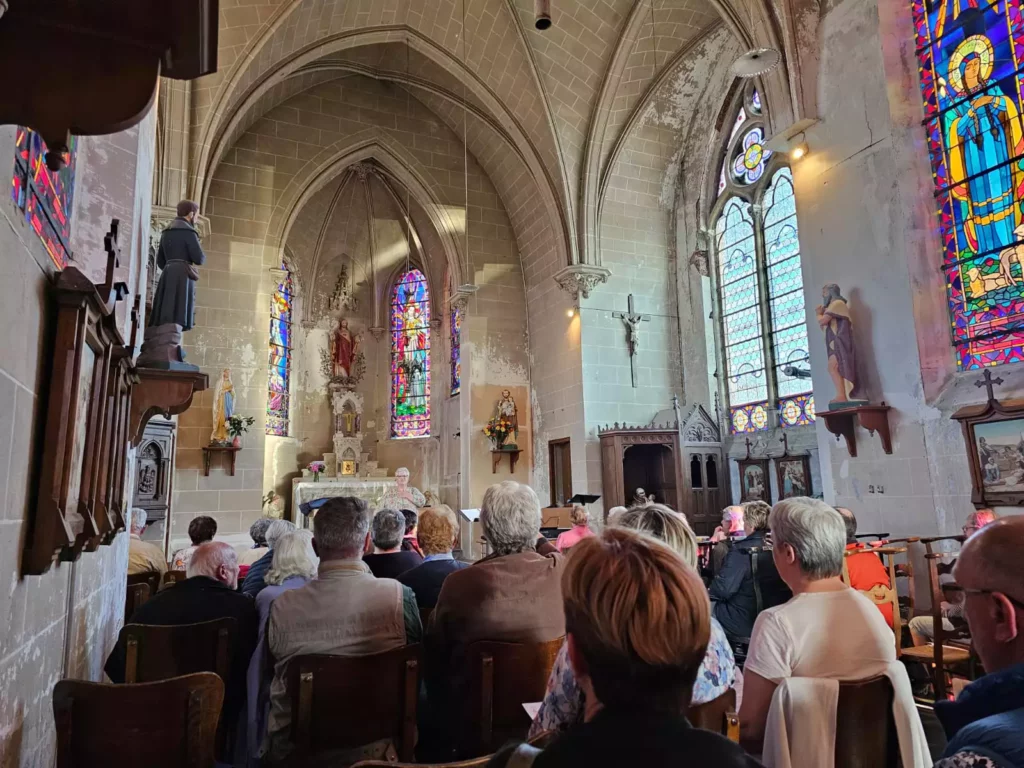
834;675;899;768
841;546;905;659
127;569;161;596
287;645;422;762
53;673;224;768
119;617;235;685
687;688;740;742
162;570;186;589
124;582;150;624
462;638;564;756
922;535;972;699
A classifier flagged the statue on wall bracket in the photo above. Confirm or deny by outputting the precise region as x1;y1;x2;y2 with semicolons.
815;283;868;410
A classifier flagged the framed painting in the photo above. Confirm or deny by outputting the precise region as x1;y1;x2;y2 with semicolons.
953;385;1024;507
776;455;812;500
737;457;770;503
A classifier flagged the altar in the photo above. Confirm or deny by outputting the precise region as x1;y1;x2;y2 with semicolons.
292;476;398;528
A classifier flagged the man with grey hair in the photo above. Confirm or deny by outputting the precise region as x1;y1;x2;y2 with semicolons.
364;508;423;579
426;482;565;753
266;497;421;761
239;516;274;567
738;497;899;751
127;508;167;576
105;541;257;742
242;518;296;598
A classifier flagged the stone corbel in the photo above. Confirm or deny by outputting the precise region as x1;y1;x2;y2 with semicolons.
449;284;479;313
368;326;387;341
688;230;711;277
553;265;611;301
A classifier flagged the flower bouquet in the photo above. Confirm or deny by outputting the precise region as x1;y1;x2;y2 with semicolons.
483;416;514;450
308;460;326;482
227;415;256;448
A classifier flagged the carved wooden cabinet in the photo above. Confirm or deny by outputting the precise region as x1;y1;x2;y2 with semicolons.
598;405;727;535
134;418;176;547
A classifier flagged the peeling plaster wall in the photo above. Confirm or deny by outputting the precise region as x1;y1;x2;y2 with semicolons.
0;110;155;766
176;74;530;538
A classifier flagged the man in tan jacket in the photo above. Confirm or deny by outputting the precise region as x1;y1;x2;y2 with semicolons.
127;508;167;576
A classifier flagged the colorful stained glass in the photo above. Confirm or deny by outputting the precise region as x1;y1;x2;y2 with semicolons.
779;394;815;427
751;89;763;114
450;305;462;396
11;127;77;270
731;402;770;434
732;127;772;185
266;265;293;436
391;269;431;438
911;0;1024;368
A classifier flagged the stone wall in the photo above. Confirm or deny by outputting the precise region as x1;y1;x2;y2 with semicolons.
0;111;155;766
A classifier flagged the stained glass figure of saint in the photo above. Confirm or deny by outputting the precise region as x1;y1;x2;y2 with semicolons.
391;269;431;438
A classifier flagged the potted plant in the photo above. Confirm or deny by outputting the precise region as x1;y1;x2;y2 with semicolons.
227;415;256;448
483;416;514;450
308;461;326;482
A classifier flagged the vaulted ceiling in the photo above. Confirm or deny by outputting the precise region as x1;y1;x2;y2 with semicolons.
190;0;814;280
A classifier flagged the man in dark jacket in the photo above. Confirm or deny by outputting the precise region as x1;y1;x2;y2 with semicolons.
398;505;469;613
150;199;206;331
708;501;791;646
935;516;1024;768
241;519;295;598
106;542;257;735
363;508;423;579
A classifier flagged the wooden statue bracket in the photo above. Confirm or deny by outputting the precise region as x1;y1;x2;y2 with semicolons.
0;1;218;170
491;449;522;474
129;368;208;448
819;403;893;458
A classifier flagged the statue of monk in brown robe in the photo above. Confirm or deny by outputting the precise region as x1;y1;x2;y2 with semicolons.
815;283;866;409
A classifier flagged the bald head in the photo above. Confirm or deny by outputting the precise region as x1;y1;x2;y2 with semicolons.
835;507;857;544
187;541;240;589
954;516;1024;673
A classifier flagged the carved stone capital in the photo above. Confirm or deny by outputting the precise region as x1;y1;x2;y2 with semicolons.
430;318;443;331
449;283;479;313
553;265;611;301
689;248;710;277
353;163;372;182
368;326;387;341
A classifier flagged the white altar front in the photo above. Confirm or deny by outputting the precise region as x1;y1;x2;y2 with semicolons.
292;476;398;528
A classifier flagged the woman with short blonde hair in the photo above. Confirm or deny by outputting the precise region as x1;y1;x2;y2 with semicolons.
531;502;738;738
505;529;756;767
556;505;595;552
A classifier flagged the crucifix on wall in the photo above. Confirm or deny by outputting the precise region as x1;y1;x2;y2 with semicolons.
613;293;650;388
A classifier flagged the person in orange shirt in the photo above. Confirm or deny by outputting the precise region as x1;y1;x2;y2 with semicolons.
837;507;893;629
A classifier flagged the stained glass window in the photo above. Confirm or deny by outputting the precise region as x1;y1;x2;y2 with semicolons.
912;0;1024;368
266;265;293;436
450;304;462;396
391;269;431;438
11;127;77;270
713;89;813;433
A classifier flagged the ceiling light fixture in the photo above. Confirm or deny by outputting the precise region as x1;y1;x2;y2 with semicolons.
535;0;552;30
730;1;780;79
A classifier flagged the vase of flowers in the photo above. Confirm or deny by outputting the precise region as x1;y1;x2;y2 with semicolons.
227;415;256;448
308;461;326;482
483;416;514;450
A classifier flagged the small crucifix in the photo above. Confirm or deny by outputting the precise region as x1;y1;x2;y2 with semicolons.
975;368;1005;404
613;294;650;388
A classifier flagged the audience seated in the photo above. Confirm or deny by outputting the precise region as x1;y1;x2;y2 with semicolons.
240;516;274;567
708;500;791;647
400;508;424;556
738;498;905;753
530;503;737;739
127;508;168;577
491;528;759;768
838;506;894;629
398;505;470;613
934;516;1024;768
910;509;997;647
246;529;319;764
265;496;422;762
555;505;595;552
170;515;217;571
241;519;295;598
427;482;565;749
106;541;257;733
363;508;424;579
710;505;746;577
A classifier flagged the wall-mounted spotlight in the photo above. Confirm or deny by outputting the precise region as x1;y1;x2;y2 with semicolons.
765;119;819;162
566;304;577;318
535;0;552;30
789;135;809;161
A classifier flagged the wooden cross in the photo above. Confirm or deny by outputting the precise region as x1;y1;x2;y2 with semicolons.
975;368;1005;403
612;294;650;388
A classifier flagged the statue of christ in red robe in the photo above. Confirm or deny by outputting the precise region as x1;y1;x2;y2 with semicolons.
333;319;358;378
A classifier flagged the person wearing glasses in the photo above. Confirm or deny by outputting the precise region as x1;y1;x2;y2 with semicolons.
933;516;1024;768
908;510;996;647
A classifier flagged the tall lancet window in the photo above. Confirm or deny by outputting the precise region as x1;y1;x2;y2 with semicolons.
911;0;1024;368
266;264;293;436
711;87;814;434
391;268;431;438
450;303;463;396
